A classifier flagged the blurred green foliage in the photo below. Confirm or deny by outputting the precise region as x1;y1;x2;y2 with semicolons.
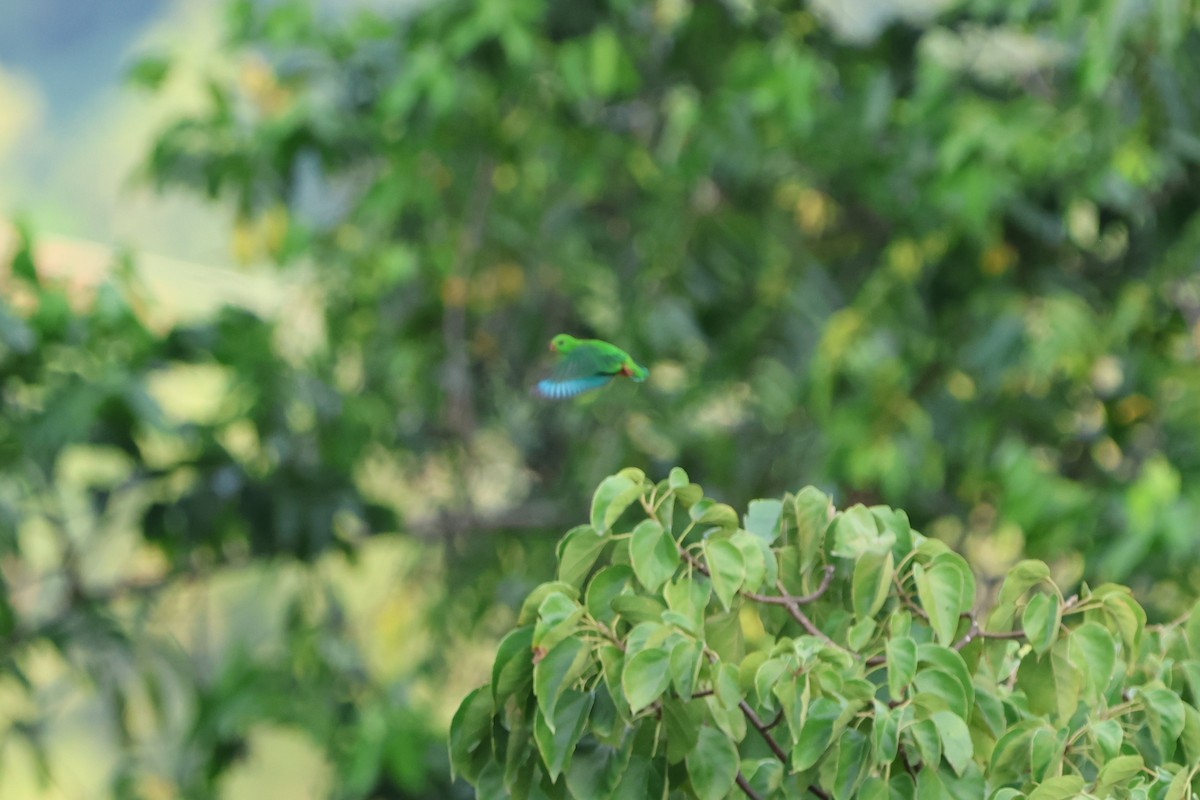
3;0;1200;796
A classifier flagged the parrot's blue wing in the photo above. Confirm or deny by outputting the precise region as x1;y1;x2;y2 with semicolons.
534;374;614;399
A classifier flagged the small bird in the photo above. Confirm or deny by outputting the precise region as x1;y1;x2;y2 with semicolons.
534;334;648;399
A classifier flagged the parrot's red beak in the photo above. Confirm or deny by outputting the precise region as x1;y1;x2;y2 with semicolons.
549;342;556;352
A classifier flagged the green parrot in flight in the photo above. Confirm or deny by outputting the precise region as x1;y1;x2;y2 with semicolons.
534;334;648;399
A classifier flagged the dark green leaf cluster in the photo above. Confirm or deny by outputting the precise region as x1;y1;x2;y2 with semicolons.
454;469;1200;798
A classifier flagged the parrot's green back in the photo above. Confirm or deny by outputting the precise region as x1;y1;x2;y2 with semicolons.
535;334;648;399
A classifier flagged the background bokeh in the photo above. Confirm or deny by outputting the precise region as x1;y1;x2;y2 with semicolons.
2;0;1200;797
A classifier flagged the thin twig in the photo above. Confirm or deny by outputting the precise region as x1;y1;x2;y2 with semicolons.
735;772;763;800
739;700;789;762
743;565;836;606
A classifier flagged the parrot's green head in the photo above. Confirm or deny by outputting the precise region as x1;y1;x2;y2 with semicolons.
549;334;580;353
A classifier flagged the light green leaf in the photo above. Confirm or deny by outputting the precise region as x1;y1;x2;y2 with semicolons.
629;519;680;592
1022;592;1060;656
792;696;840;770
792;487;832;569
1165;767;1195;800
1026;776;1083;800
1067;621;1116;700
669;639;702;698
731;531;767;593
913;559;969;647
585;565;633;625
1142;686;1185;758
703;538;745;610
668;467;689;489
871;703;900;763
713;661;741;710
853;549;894;622
449;685;494;782
1089;718;1123;762
622;648;672;712
695;502;739;530
533;689;594;780
909;718;941;773
685;726;738;800
533;591;583;650
989;721;1041;783
847;617;877;651
662;697;701;763
534;637;588;727
887;636;917;700
591;474;643;534
491;626;534;706
997;560;1050;606
557;525;609;587
1095;754;1143;795
931;710;972;776
1181;703;1200;765
833;727;870;800
744;499;783;544
831;504;894;559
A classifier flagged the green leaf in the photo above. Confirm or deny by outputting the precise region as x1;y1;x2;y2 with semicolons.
792;696;840;770
732;531;767;593
533;591;583;650
1028;728;1058;782
668;467;689;489
792;487;831;569
831;504;894;559
449;686;494;782
669;639;703;698
1142;686;1185;758
1089;718;1123;762
847;617;877;651
1094;754;1143;795
695;502;739;530
1067;621;1115;700
997;560;1050;606
629;519;680;592
1182;703;1200;765
931;710;972;777
913;559;969;647
852;549;894;620
622;648;672;712
702;538;745;610
1099;587;1146;650
887;637;917;700
1021;592;1060;656
664;576;710;630
833;727;870;800
534;637;588;727
909;718;941;772
1026;776;1083;800
557;525;609;587
989;721;1041;783
744;499;783;544
591;474;643;534
533;689;594;780
662;697;701;763
519;581;579;625
1185;598;1200;660
586;566;634;625
871;703;901;763
685;727;738;800
1165;767;1194;800
492;626;534;706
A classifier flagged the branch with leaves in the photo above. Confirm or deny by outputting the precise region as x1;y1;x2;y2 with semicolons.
453;469;1196;800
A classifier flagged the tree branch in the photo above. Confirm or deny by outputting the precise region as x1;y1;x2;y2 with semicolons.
738;700;789;762
735;772;762;800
